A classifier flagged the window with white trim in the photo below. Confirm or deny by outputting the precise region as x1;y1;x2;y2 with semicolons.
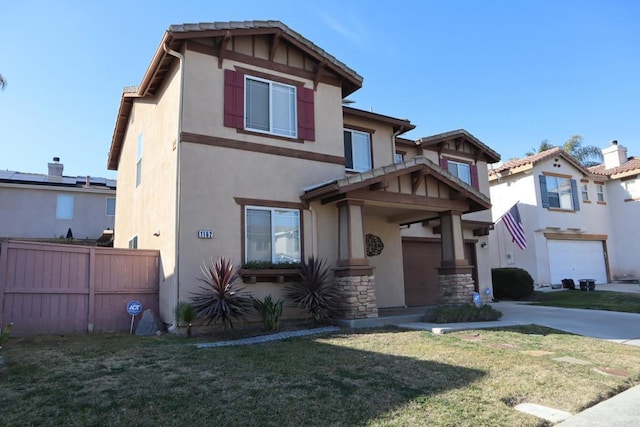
56;194;74;219
136;134;143;187
544;176;576;209
447;160;471;185
395;152;404;164
581;183;589;202
623;178;639;199
245;207;300;263
596;184;605;202
344;129;372;172
128;235;138;249
106;197;116;216
245;76;297;138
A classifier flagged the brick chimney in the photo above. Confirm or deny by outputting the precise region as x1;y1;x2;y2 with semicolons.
48;157;64;177
602;140;628;169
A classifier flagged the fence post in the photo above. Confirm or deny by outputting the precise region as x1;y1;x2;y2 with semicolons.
0;240;7;327
87;247;96;333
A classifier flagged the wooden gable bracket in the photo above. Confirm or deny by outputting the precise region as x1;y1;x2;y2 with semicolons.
369;180;389;191
218;31;232;68
269;32;282;62
313;61;327;90
454;137;463;151
410;170;428;194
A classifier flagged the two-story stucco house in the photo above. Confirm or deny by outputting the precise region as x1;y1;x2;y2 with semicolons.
0;157;116;243
107;21;500;326
488;140;640;286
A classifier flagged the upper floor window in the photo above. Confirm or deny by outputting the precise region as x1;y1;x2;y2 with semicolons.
245;206;300;264
344;129;372;172
440;157;479;189
596;183;605;202
623;178;639;199
136;134;143;187
224;70;315;141
56;194;74;220
245;76;297;138
395;152;405;164
581;183;589;202
106;197;116;216
539;175;579;211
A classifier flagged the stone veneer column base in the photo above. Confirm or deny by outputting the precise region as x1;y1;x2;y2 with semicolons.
334;274;378;320
438;273;475;305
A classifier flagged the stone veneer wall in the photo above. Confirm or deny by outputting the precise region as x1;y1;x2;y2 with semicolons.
438;273;475;305
334;275;378;319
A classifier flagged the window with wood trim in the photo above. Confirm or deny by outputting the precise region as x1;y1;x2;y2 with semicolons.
245;206;300;264
539;175;580;210
224;69;315;141
581;183;589;202
344;129;372;172
439;157;479;190
596;183;605;202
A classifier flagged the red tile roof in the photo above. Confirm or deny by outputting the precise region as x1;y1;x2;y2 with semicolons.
588;157;640;178
489;148;589;177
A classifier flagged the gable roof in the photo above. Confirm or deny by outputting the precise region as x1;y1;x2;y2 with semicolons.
343;106;415;135
589;157;640;179
301;155;491;213
416;129;501;163
488;147;590;179
108;20;364;170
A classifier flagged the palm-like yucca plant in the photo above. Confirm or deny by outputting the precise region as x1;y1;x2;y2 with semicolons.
191;257;253;330
284;256;343;322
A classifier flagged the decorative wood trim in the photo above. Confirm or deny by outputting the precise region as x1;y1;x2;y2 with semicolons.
185;41;343;88
333;266;374;277
439;148;475;161
597;201;607;205
181;132;345;165
594;180;605;185
344;123;376;135
583;200;592;204
269;32;282;62
218;31;231;68
543;233;607;241
347;190;470;210
547;208;577;213
542;171;573;179
238;269;301;284
236;128;305;144
580;178;589;183
234;197;304;210
401;236;441;244
235;66;306;87
624;197;640;202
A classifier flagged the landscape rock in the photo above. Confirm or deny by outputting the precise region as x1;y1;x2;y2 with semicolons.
135;309;163;336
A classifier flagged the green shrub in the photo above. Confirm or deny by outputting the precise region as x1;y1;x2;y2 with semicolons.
425;304;503;324
491;267;534;300
284;256;343;323
252;295;284;331
174;302;197;337
191;257;253;329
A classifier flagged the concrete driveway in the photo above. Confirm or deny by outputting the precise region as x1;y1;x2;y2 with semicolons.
492;301;640;345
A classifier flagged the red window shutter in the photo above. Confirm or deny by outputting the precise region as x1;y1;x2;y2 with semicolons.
297;86;315;141
224;69;244;129
439;157;448;170
470;164;479;190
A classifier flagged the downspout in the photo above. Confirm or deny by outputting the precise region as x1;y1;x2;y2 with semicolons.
391;127;403;163
163;43;184;331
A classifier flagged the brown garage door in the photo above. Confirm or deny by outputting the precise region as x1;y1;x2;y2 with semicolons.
402;239;478;307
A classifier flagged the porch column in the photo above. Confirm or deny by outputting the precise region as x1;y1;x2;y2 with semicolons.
437;210;475;304
333;200;377;319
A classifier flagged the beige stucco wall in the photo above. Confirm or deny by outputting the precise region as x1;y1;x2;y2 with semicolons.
113;63;180;323
364;215;405;307
0;184;114;239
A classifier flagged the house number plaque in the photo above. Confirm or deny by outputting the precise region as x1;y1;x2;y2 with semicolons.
198;230;214;239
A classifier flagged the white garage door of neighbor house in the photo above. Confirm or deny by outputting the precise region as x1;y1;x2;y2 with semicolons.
547;240;607;285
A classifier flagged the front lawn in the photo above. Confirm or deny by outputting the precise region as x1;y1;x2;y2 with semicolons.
529;290;640;313
1;327;639;426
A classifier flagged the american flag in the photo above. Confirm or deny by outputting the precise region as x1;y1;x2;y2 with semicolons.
503;204;527;250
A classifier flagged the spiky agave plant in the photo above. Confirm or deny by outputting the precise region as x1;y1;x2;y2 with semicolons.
191;257;253;330
284;256;343;322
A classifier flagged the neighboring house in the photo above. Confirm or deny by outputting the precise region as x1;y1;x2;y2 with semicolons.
107;21;500;326
488;141;639;286
0;157;116;243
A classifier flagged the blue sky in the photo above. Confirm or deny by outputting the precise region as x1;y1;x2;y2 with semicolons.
1;0;639;178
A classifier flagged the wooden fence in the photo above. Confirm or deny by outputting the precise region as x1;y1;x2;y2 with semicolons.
0;240;159;336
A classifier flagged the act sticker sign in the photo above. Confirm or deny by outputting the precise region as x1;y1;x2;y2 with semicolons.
127;300;143;316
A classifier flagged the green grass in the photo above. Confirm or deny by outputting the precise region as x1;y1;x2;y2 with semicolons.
528;290;640;313
1;327;639;426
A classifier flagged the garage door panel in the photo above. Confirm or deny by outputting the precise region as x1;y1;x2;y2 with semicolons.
548;240;607;285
